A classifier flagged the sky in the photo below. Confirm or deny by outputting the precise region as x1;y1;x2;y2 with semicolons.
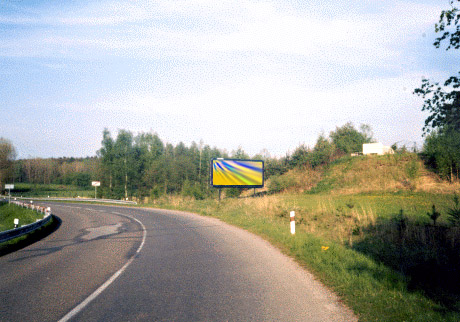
0;0;457;159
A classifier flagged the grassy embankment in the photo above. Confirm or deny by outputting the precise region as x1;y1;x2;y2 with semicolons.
148;153;460;321
0;201;59;256
0;201;45;232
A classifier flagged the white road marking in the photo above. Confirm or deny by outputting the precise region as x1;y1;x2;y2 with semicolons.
58;211;147;322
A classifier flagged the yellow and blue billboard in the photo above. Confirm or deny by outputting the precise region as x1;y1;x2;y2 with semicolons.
211;158;264;188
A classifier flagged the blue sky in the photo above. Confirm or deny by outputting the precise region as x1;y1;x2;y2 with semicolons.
0;0;456;158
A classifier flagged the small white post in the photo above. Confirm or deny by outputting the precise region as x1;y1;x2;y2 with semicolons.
290;211;295;234
14;218;19;228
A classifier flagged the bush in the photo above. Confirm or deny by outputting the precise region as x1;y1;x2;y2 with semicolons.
405;157;419;180
447;194;460;226
181;180;206;200
226;188;243;198
268;174;297;193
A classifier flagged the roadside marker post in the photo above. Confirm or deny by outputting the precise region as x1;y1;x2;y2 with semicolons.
14;218;19;228
290;211;295;234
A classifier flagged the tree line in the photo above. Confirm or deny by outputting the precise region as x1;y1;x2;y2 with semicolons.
96;129;226;200
2;95;459;201
0;123;376;200
2;3;460;197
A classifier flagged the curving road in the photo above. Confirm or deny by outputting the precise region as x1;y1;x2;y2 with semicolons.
0;203;357;321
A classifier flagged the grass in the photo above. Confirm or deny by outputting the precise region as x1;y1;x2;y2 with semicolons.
0;214;59;256
307;154;460;195
0;201;60;256
0;201;46;231
9;154;460;320
146;192;460;321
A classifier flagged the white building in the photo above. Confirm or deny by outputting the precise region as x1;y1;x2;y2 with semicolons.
362;143;394;155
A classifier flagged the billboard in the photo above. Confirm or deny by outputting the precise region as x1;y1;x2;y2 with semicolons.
210;158;264;188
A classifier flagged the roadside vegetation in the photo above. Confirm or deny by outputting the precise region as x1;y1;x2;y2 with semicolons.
148;155;460;321
0;201;46;232
0;3;460;320
2;124;460;320
0;203;59;255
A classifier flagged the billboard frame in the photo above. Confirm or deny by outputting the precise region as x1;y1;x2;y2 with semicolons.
210;158;264;189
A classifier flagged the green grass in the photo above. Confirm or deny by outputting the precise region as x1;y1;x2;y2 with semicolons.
0;214;58;255
0;202;45;231
9;154;460;320
146;192;460;321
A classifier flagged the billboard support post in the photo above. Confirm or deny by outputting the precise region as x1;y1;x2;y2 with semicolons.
219;189;222;202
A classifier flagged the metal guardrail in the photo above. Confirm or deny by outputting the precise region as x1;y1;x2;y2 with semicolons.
0;201;53;243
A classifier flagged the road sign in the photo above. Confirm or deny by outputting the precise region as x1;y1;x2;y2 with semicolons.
5;184;14;189
92;181;100;199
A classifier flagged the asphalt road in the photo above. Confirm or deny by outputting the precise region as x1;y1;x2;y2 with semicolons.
0;203;357;322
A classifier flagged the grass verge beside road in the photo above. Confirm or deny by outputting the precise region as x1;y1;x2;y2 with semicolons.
0;201;44;231
0;214;59;256
147;192;460;322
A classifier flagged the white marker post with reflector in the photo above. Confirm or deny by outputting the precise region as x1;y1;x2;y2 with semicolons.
290;211;295;234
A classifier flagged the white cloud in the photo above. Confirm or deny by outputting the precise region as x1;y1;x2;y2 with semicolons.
1;0;449;158
0;0;443;63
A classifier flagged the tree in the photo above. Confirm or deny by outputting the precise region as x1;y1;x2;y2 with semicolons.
423;129;460;181
97;129;115;196
232;146;249;159
289;144;310;168
309;134;335;168
0;138;16;189
329;122;373;155
113;130;134;199
415;1;460;181
414;1;460;134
